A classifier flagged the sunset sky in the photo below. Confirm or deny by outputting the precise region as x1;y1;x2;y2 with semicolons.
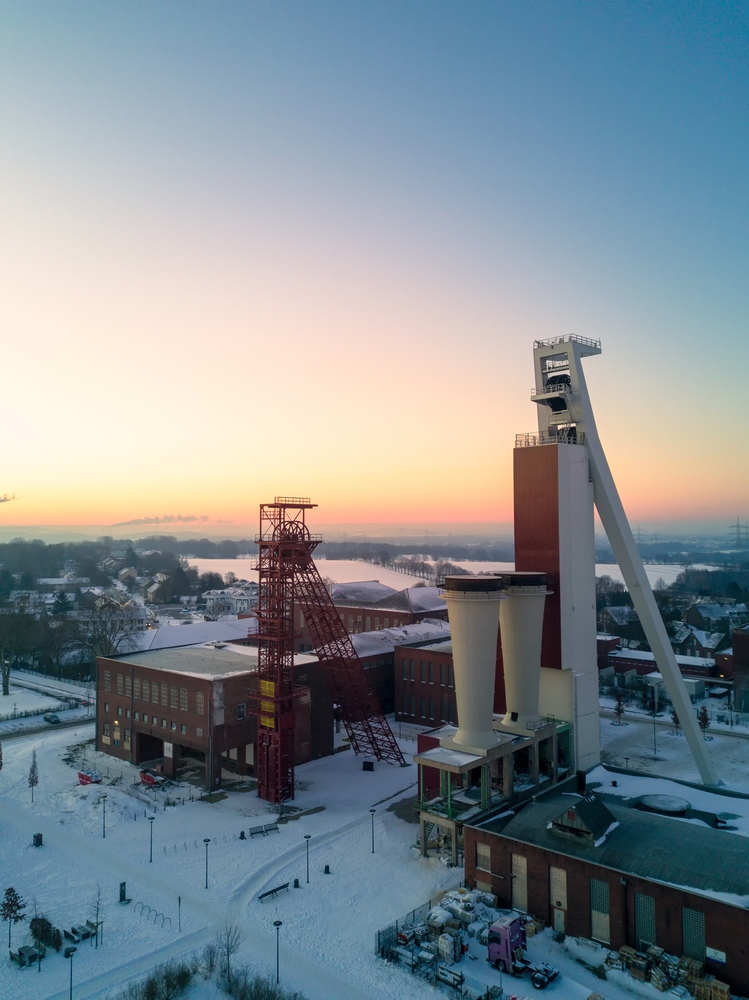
1;2;747;536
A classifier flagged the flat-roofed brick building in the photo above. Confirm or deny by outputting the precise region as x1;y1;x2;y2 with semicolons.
96;644;332;791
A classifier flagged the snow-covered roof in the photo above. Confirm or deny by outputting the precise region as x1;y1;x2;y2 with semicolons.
602;605;638;625
128;619;257;652
113;644;259;678
475;777;749;905
609;649;714;668
403;586;447;614
330;581;398;604
350;620;451;660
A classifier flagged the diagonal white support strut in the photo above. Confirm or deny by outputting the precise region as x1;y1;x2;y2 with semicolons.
533;337;719;786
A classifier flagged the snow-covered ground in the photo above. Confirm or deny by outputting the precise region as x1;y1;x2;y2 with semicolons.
0;684;71;720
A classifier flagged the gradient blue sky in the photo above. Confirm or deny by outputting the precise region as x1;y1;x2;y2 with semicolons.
0;2;747;534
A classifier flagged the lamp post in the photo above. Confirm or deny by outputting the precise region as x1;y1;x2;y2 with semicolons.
304;835;311;883
102;794;108;839
148;816;155;862
66;946;77;1000
273;920;282;984
204;838;211;889
653;683;659;757
370;808;376;854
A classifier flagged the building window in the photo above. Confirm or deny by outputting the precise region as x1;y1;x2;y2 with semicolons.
152;683;160;704
476;842;491;872
384;618;389;628
180;724;187;735
440;699;446;722
429;698;434;720
365;616;371;631
126;709;131;719
196;728;203;737
403;694;409;715
428;663;434;684
142;680;150;702
134;711;140;721
683;908;705;962
125;675;132;697
103;671;111;692
409;661;415;681
448;701;455;723
161;718;167;728
440;663;446;686
590;879;610;944
419;662;425;683
117;706;122;716
196;691;205;715
237;703;246;721
449;664;455;688
180;687;188;712
375;617;380;629
420;697;426;718
113;737;121;747
134;677;141;700
410;695;415;716
124;729;130;743
170;686;178;710
104;702;109;713
402;661;408;681
103;722;110;737
161;684;168;707
635;893;656;950
348;616;354;631
116;674;124;696
171;721;177;731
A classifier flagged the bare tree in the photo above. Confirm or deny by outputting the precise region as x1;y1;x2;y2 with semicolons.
89;880;103;948
0;610;35;696
28;750;38;803
77;600;140;658
216;921;242;986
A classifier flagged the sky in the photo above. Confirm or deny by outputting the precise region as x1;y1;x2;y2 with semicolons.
0;1;747;537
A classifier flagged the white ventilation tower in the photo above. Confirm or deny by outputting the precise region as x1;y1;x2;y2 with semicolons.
530;336;719;785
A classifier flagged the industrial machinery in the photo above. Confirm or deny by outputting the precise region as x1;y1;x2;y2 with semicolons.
253;498;405;804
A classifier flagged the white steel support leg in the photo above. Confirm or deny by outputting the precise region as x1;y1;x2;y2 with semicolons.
571;361;719;785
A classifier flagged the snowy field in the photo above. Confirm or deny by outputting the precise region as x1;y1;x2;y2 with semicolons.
0;684;70;720
188;557;692;590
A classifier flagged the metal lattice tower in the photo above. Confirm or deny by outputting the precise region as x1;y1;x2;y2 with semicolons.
253;498;405;805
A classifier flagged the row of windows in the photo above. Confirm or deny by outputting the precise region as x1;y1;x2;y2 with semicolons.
103;671;205;715
102;719;204;740
402;695;455;723
338;613;405;633
401;659;454;687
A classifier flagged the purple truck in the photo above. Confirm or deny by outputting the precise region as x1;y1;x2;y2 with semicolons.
487;913;558;990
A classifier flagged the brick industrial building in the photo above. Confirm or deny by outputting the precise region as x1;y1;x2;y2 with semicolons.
96;643;333;790
464;782;749;995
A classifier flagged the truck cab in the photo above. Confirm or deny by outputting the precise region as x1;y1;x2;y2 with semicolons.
487;912;526;971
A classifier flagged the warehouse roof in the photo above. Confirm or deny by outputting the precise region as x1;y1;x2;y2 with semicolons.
107;644;260;678
474;789;749;906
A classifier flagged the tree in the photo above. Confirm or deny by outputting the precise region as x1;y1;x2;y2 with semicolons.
671;707;680;732
216;921;242;986
0;741;3;774
89;880;103;947
51;590;72;617
77;600;140;658
0;610;35;696
1;887;26;947
224;571;237;587
698;704;710;736
28;749;38;802
613;692;625;725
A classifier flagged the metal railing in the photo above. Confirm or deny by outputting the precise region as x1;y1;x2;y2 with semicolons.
514;430;586;448
530;385;570;398
534;334;601;350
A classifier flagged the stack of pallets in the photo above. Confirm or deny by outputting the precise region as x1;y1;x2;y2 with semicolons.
694;976;716;1000
710;981;731;1000
678;956;706;992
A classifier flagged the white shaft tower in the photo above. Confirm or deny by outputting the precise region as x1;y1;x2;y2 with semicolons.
531;336;718;786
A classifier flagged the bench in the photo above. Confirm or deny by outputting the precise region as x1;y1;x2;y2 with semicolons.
264;823;279;835
258;882;290;903
249;826;266;838
64;928;81;944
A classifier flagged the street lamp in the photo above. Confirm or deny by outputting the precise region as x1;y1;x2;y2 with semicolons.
370;808;376;854
304;835;311;883
102;794;108;839
273;920;282;984
148;816;155;862
66;946;77;1000
204;838;211;889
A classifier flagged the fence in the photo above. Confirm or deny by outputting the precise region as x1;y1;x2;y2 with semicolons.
0;699;74;722
375;881;464;957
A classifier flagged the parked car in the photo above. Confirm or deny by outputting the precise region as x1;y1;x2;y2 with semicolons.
43;713;61;724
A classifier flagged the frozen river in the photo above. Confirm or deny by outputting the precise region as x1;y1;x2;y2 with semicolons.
187;557;697;590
